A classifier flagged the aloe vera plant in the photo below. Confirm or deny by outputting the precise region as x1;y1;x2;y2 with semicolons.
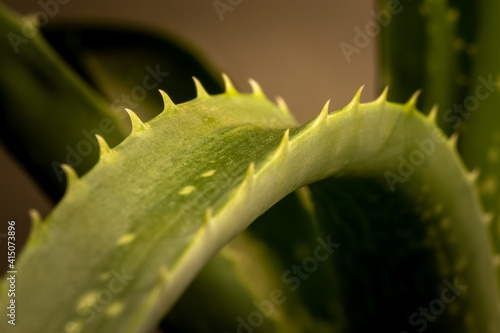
1;1;500;332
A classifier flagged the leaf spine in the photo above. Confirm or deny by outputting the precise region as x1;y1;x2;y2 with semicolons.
274;129;291;160
275;96;291;116
448;132;459;149
346;85;364;110
29;209;42;228
242;162;256;192
159;89;176;112
125;108;150;132
222;73;238;95
312;100;330;128
95;134;114;159
248;78;266;99
405;90;422;111
375;86;389;104
61;164;80;192
468;168;481;183
193;77;209;98
428;105;439;123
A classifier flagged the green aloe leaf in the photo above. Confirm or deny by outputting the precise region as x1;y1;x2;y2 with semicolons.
379;0;500;299
378;0;471;135
0;3;224;201
0;4;128;200
459;0;500;277
39;22;224;122
1;76;498;332
163;190;343;333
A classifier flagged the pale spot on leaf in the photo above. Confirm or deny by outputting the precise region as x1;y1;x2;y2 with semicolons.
65;320;84;333
117;233;136;246
201;170;216;177
76;291;99;312
179;186;196;195
105;302;124;317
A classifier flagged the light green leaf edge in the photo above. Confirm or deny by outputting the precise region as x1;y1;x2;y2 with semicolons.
1;78;498;333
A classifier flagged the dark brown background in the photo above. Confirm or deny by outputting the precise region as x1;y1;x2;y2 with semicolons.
0;0;377;272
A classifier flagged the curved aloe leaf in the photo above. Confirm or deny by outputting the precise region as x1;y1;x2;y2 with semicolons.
378;0;427;105
0;3;128;200
379;0;468;135
460;0;500;276
379;0;500;295
39;22;224;122
1;75;498;332
163;190;343;332
0;3;224;201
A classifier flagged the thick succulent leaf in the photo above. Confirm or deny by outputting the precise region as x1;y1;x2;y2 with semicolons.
40;22;224;122
379;0;500;294
378;0;427;106
163;190;343;333
0;4;129;200
0;4;225;201
1;77;498;333
309;175;495;332
459;0;500;278
378;0;466;135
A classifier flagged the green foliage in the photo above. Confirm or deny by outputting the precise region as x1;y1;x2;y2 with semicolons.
1;1;500;333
